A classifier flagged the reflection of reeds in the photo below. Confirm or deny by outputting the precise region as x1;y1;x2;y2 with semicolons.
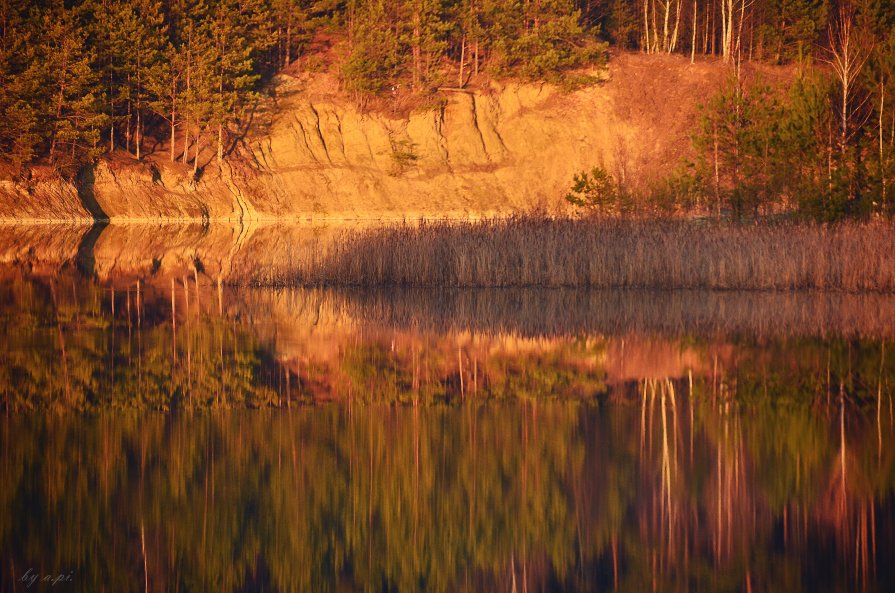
297;287;895;340
245;218;895;291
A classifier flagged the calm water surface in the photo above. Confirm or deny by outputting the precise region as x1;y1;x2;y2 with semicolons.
1;224;895;592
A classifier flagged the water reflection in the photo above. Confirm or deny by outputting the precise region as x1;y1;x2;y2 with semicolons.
1;231;895;591
2;399;894;592
3;271;894;410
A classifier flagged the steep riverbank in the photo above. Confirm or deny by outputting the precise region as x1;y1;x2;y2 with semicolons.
0;53;789;222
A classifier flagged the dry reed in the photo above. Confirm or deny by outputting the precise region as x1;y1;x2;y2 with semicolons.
245;217;895;292
331;288;895;339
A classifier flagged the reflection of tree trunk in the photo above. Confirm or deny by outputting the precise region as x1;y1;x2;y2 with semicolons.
879;342;885;462
141;520;149;593
881;84;887;211
50;282;72;402
612;532;619;590
171;278;177;364
840;394;847;505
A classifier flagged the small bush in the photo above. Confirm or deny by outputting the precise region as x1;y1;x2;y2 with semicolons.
565;166;626;215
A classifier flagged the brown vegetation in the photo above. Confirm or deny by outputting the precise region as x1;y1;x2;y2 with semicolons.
318;287;895;339
247;217;895;292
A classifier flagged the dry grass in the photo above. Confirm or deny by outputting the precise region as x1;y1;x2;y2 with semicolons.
246;217;895;292
326;288;895;339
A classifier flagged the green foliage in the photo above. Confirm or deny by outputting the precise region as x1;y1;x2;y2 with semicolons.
477;0;607;81
761;0;828;63
342;1;406;96
603;0;641;49
389;137;419;175
683;70;871;221
0;0;274;168
340;0;605;102
565;166;624;215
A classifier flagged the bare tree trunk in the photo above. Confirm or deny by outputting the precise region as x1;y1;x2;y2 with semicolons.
194;132;201;175
828;121;834;194
182;30;192;164
181;116;190;164
474;39;479;76
170;85;176;162
108;14;114;155
828;2;870;203
748;4;755;61
286;10;293;67
217;123;223;162
412;11;421;91
704;6;709;54
713;123;721;216
671;0;683;52
721;0;732;63
882;83;887;211
663;0;671;51
459;36;465;87
50;52;68;160
125;96;131;153
277;24;283;67
643;0;651;52
136;48;141;161
691;0;697;63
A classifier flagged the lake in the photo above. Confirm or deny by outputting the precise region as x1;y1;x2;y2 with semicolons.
1;223;894;592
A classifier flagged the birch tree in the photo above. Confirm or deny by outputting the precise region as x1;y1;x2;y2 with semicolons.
826;1;871;204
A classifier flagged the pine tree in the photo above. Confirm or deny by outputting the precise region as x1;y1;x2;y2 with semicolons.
208;0;264;162
38;6;107;167
0;0;41;167
761;0;827;63
342;0;404;97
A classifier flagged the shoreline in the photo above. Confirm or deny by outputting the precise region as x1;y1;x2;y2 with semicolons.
2;217;894;294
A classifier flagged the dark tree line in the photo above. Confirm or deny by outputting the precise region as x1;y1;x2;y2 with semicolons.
2;0;895;218
563;2;895;219
0;0;281;170
0;0;606;170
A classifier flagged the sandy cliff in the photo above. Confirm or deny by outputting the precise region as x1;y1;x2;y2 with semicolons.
0;53;757;222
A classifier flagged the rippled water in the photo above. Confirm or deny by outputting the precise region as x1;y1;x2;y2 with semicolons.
1;224;894;592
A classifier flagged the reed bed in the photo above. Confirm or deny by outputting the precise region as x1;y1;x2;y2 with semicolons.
234;286;895;340
330;288;895;339
246;217;895;292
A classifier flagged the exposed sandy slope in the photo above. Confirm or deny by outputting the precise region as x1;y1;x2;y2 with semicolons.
0;53;788;222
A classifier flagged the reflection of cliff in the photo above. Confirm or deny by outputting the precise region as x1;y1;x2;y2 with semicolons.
4;272;895;412
5;223;895;341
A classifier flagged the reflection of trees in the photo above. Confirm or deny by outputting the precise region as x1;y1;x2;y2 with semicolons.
0;273;279;412
615;371;895;593
2;399;894;592
0;406;583;592
3;274;895;591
